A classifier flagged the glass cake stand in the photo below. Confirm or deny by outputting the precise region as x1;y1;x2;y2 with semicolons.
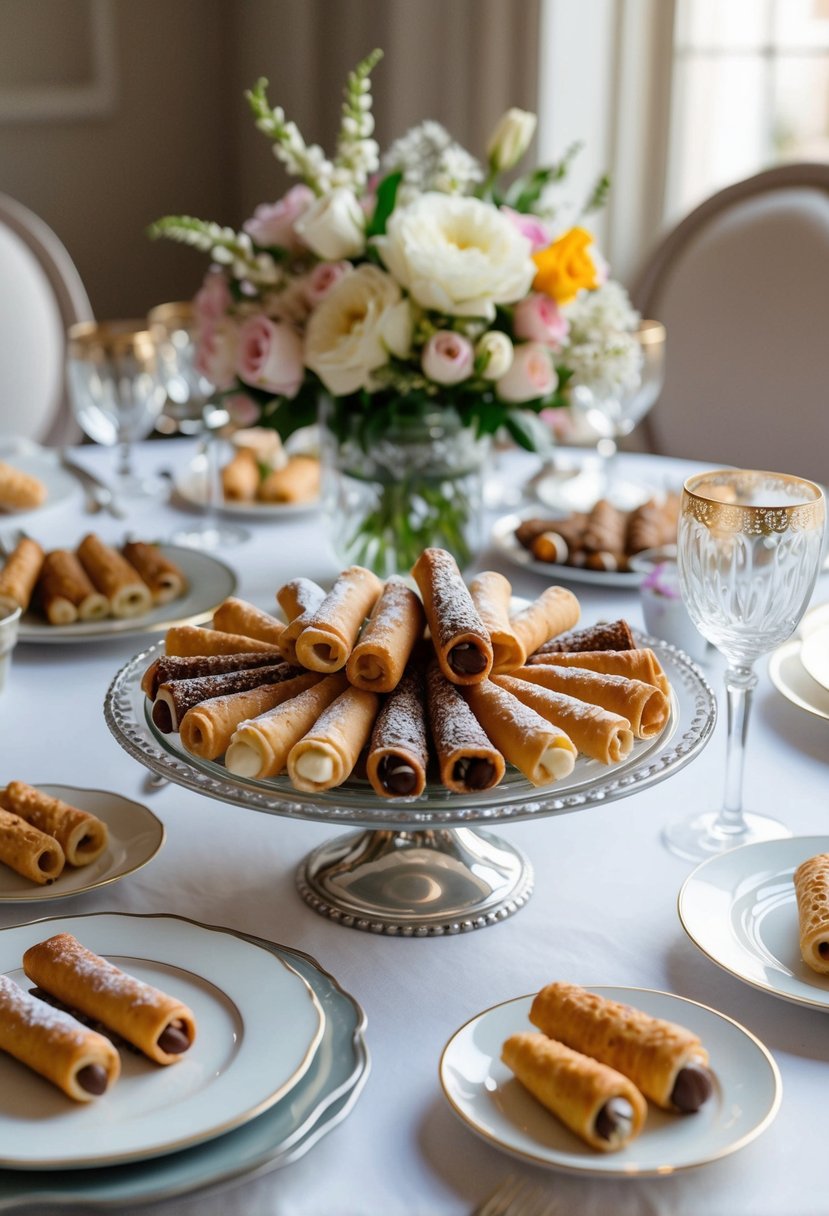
104;637;716;936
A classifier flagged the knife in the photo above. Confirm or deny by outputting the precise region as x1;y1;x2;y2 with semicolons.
59;451;128;520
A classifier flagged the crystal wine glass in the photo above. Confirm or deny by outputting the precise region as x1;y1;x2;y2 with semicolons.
663;468;825;861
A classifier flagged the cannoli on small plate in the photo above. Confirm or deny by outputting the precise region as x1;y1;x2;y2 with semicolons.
0;782;108;867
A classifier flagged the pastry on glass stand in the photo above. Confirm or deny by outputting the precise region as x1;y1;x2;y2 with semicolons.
412;548;493;684
366;664;429;798
180;672;321;761
494;674;633;764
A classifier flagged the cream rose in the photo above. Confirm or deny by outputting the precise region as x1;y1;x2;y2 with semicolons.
294;187;366;260
496;342;558;403
475;331;514;380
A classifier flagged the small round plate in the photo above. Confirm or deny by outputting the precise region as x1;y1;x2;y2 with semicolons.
174;465;320;519
0;441;79;518
490;510;642;588
799;623;829;694
439;986;781;1177
0;785;165;903
768;601;829;721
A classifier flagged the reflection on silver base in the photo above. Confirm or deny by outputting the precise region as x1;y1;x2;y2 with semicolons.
297;827;533;937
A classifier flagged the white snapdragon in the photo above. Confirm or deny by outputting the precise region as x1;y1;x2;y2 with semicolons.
148;218;282;288
333;48;383;191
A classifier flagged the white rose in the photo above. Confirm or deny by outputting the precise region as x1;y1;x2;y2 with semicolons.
294;187;366;260
486;108;537;173
475;331;514;380
374;193;535;320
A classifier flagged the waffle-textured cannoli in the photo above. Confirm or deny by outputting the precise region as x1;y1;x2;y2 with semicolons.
141;652;280;699
469;571;525;674
76;534;153;619
502;1032;647;1152
514;664;669;740
365;665;429;798
0;975;120;1101
180;672;321;760
530;982;713;1113
37;549;109;624
509;586;580;659
164;625;281;657
122;542;187;604
412;548;493;685
525;648;670;698
295;566;383;673
534;619;636;655
794;854;829;975
276;577;327;664
346;578;425;692
0;536;44;614
258;455;320;503
288;685;380;792
225;673;348;779
465;680;576;786
0;782;108;867
221;447;259;501
0;808;65;884
212;597;285;647
151;662;300;733
0;460;47;512
426;660;504;793
494;674;633;764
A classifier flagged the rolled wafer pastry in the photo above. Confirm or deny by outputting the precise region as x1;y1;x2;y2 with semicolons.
0;975;119;1101
38;549;109;624
426;660;504;793
525;648;670;698
288;685;380;792
469;572;525;673
794;854;829;974
530;982;713;1113
295;566;383;673
626;496;680;555
0;536;44;614
76;534;153;619
0;782;108;867
502;1032;646;1152
366;665;429;798
151;662;300;733
493;674;633;764
583;499;627;555
0;460;47;511
141;651;283;700
464;680;576;786
512;664;669;740
122;542;187;604
534;619;636;655
226;673;348;779
180;672;322;761
0;808;65;884
346;578;425;692
276;577;326;664
258;455;320;503
23;934;197;1066
412;548;493;684
221;447;259;501
165;625;280;657
212;597;285;647
509;586;580;659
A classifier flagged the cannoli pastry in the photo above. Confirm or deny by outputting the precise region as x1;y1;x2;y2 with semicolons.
426;660;504;793
509;586;581;659
465;680;576;786
512;664;669;740
0;782;108;866
0;808;65;884
295;566;383;673
501;1032;646;1152
525;648;670;698
0;536;45;614
493;674;633;765
23;933;197;1066
76;534;153;619
412;548;493;684
0;975;119;1101
0;460;47;511
258;455;320;503
232;426;286;468
794;853;829;974
165;624;281;657
180;672;322;761
141;651;282;700
151;662;300;733
582;499;627;556
122;542;187;604
534;619;636;655
212;597;285;647
276;577;326;664
530;982;713;1113
346;578;425;692
225;673;348;779
221;447;259;501
366;665;429;798
37;549;109;624
626;495;680;555
287;685;380;792
469;572;525;673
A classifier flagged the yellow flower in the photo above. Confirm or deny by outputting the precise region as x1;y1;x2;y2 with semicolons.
532;226;600;304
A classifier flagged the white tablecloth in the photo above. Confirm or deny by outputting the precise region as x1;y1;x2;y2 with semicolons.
2;440;828;1216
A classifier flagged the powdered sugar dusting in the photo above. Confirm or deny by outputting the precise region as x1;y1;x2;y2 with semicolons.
0;973;93;1044
426;660;492;754
26;934;170;1009
413;550;488;651
356;578;424;649
370;666;427;756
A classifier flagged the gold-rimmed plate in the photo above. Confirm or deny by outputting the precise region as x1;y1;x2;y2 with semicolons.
768;600;829;721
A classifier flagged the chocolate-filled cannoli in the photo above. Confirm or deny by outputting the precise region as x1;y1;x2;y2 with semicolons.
276;577;327;664
469;571;525;674
366;665;429;798
141;651;281;700
151;662;299;733
582;499;627;556
346;578;425;692
225;673;348;779
794;854;829;975
258;455;320;503
493;674;633;765
164;625;281;657
0;975;120;1101
464;680;576;786
221;447;259;501
212;597;285;647
525;648;670;698
0;461;47;511
534;619;636;656
509;586;580;659
122;542;187;604
287;685;380;792
0;782;108;867
295;566;383;673
502;1032;647;1152
0;808;65;884
180;672;321;761
426;660;504;793
511;664;669;740
0;536;44;615
76;534;153;619
529;982;713;1114
412;548;493;685
24;934;197;1066
38;549;109;624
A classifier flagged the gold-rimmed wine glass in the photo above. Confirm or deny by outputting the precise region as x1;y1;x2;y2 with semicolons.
664;468;825;861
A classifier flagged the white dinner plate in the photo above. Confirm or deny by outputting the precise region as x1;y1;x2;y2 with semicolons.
799;623;829;694
0;441;79;518
0;785;165;904
17;545;236;644
0;912;325;1169
174;464;320;519
439;986;781;1176
768;600;829;721
679;836;829;1011
490;510;642;588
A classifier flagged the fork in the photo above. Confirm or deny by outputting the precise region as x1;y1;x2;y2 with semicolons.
471;1175;558;1216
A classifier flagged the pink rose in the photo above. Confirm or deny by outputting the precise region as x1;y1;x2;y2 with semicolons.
301;261;352;308
500;206;553;253
194;271;232;324
422;331;474;385
513;293;570;349
195;321;238;391
496;342;558;403
242;185;315;252
236;315;304;398
223;393;262;428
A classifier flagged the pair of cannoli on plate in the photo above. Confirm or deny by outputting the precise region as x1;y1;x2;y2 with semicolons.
221;445;320;505
0;783;109;885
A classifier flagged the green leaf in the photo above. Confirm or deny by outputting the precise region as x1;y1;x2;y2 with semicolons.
365;171;402;238
504;410;548;452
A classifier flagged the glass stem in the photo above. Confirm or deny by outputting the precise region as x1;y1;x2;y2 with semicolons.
719;664;758;831
202;418;220;528
596;435;618;498
117;441;133;484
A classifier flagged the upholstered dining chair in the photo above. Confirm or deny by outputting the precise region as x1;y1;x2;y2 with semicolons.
630;163;829;486
0;192;93;446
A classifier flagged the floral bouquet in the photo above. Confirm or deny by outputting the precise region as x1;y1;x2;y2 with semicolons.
150;49;641;572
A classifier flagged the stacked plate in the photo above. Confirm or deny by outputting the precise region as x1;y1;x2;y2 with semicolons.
769;600;829;720
0;913;368;1210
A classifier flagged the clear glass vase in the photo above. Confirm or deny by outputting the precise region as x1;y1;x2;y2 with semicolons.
319;400;488;577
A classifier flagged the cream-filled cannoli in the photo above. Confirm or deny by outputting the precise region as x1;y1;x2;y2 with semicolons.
225;673;348;779
0;808;65;884
164;625;281;657
23;933;197;1066
530;982;713;1114
76;534;153;619
469;571;525;673
0;536;44;615
221;447;259;501
534;619;636;656
287;685;379;792
295;566;383;673
151;662;298;733
412;548;493;684
180;672;321;761
141;651;281;700
0;975;120;1101
365;665;429;798
511;664;669;740
525;648;670;698
258;455;320;503
426;660;504;793
212;597;285;647
0;461;47;512
38;549;109;624
0;782;108;867
493;674;633;765
122;542;187;604
346;578;425;692
509;586;581;659
464;680;576;786
502;1032;646;1152
276;577;327;664
794;854;829;975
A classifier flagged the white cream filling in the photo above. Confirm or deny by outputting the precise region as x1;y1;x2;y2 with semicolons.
538;746;575;781
294;748;335;783
225;740;264;777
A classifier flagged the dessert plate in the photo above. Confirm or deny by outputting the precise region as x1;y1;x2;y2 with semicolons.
439;986;781;1177
679;836;829;1011
0;785;164;904
799;623;829;694
0;912;324;1168
174;461;320;518
491;510;642;588
0;440;78;517
768;600;829;721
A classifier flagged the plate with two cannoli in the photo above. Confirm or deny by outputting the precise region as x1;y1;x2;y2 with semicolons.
440;981;781;1175
174;430;321;517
